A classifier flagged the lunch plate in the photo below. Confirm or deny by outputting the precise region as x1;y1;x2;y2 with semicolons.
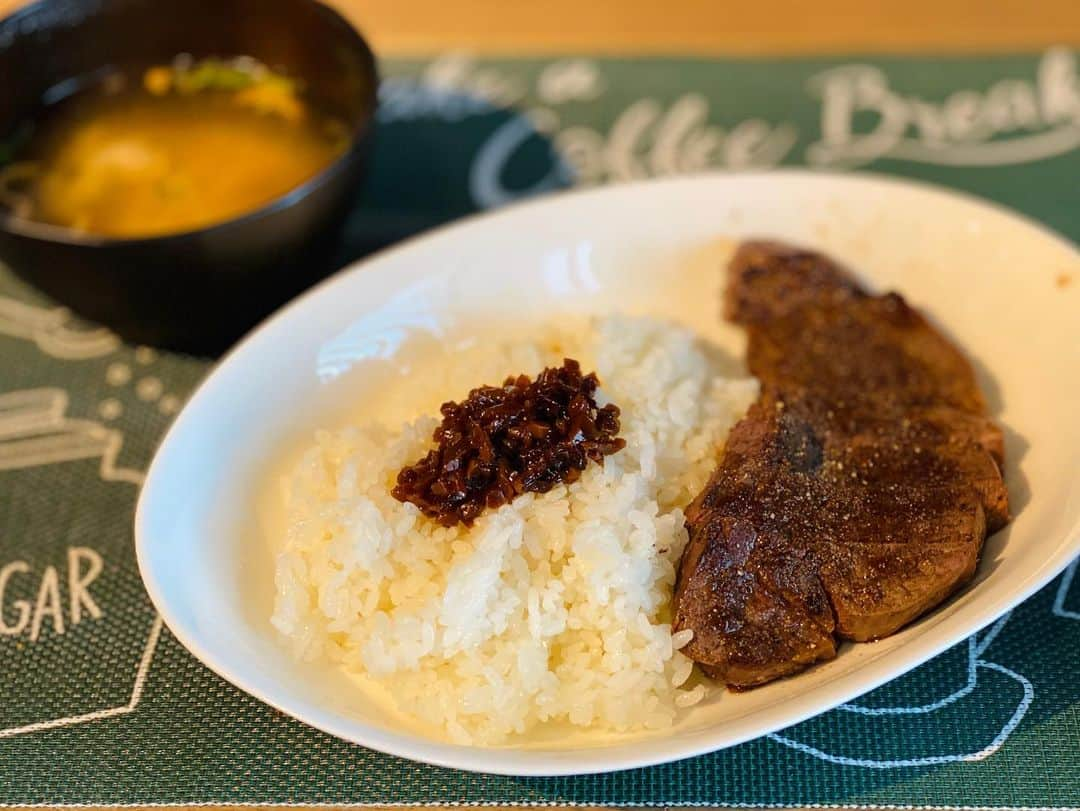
136;170;1080;776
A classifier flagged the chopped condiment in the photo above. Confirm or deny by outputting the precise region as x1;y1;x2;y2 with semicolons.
393;358;625;526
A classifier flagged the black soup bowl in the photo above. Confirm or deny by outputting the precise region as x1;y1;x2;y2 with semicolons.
0;0;377;354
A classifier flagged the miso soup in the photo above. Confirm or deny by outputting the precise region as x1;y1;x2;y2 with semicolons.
0;57;349;239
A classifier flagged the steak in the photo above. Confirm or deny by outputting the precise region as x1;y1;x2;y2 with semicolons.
672;241;1009;689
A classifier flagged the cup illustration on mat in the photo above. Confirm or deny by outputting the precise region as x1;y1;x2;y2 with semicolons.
0;296;119;360
0;388;142;482
0;387;157;739
769;611;1034;767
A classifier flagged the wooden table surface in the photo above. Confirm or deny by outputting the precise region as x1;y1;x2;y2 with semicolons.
1;0;1079;53
1;1;1077;809
337;0;1080;54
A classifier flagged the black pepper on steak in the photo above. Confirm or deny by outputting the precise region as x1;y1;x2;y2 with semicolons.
392;358;625;526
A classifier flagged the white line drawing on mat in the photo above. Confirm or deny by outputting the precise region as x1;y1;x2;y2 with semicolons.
768;612;1034;767
0;387;161;739
0;615;162;739
0;388;143;484
0;296;119;359
831;611;1009;717
1052;559;1079;620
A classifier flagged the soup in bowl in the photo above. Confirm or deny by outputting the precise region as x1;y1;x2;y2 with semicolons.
0;0;378;352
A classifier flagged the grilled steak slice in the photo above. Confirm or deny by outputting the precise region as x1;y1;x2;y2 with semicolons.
673;241;1009;689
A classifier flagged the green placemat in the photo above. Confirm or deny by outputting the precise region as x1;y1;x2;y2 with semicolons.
2;48;1079;808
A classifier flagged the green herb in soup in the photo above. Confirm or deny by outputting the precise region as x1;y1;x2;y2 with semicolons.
0;57;348;239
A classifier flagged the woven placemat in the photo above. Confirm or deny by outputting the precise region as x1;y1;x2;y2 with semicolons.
1;49;1078;807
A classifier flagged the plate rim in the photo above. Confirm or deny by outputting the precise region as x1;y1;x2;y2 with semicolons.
135;168;1080;776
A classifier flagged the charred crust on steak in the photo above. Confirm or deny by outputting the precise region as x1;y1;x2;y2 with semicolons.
673;240;1010;689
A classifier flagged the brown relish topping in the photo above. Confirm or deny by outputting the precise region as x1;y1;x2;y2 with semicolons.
392;358;625;526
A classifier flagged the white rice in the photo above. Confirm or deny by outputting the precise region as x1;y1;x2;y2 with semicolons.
271;315;757;744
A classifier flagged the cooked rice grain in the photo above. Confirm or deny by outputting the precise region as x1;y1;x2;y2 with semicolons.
271;315;757;744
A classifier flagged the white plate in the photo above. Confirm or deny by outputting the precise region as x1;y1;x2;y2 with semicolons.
136;171;1080;776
